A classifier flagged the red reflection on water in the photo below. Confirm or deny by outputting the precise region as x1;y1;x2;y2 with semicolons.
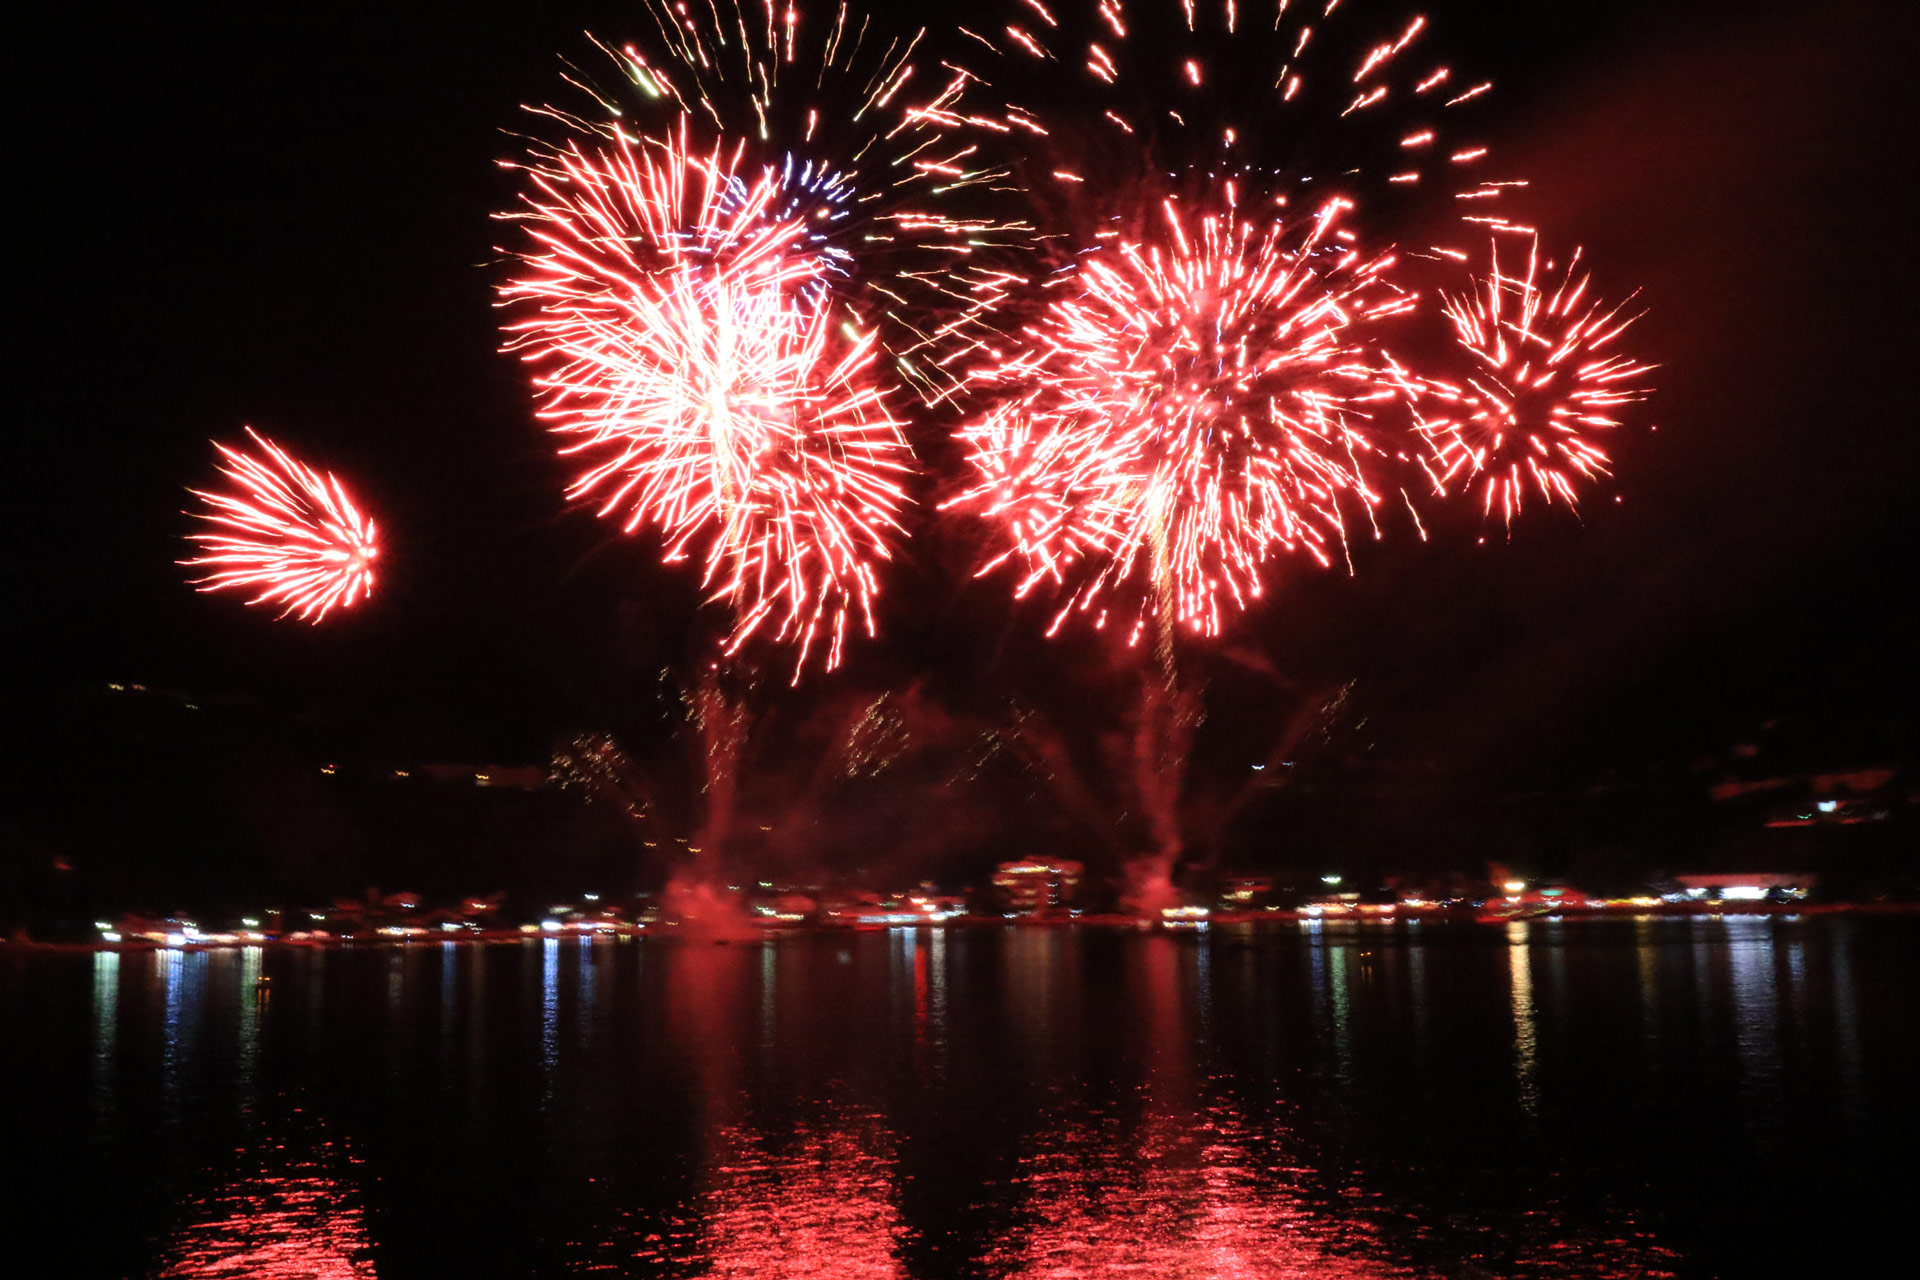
982;938;1410;1278
696;1121;904;1278
158;1151;374;1279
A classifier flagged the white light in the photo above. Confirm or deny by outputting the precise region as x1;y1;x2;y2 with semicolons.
584;893;600;902
540;919;562;932
102;932;121;943
1721;885;1768;901
165;933;187;948
242;917;260;928
1321;875;1342;885
1817;800;1838;813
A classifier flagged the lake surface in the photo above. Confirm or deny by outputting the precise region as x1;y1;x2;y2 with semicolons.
3;918;1914;1278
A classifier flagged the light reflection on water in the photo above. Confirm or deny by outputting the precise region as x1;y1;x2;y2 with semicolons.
28;920;1917;1278
155;1133;376;1280
1507;921;1539;1117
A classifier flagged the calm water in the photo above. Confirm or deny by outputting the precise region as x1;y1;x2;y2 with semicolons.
3;919;1914;1278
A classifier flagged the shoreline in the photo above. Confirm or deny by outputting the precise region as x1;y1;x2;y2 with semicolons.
9;899;1920;954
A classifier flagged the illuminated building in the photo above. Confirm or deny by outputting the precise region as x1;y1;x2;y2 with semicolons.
992;861;1083;916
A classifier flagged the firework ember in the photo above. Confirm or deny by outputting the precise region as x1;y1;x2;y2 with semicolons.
1416;236;1653;525
181;429;379;622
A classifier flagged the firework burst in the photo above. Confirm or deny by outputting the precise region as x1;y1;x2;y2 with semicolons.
181;428;379;622
1416;236;1653;524
501;126;913;677
951;187;1417;642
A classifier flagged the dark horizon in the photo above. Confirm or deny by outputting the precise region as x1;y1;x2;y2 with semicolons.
6;0;1916;904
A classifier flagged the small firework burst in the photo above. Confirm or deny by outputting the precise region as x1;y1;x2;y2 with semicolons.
1416;236;1653;524
181;429;379;622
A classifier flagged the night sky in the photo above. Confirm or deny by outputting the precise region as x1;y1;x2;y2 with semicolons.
9;0;1916;820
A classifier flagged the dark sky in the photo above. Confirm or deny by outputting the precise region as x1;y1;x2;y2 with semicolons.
9;0;1916;785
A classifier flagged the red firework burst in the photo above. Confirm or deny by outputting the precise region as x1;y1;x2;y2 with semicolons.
181;428;379;622
499;127;912;676
949;189;1418;643
1416;236;1653;524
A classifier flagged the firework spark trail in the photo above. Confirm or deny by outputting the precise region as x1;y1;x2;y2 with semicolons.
501;127;914;677
180;428;379;622
1415;235;1653;525
947;0;1511;230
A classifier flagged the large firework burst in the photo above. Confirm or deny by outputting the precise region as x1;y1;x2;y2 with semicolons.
501;127;913;676
950;187;1416;643
1416;236;1653;525
181;428;379;622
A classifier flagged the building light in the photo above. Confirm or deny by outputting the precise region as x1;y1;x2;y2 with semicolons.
102;932;121;943
1321;874;1342;886
165;933;187;948
1720;885;1769;901
540;919;562;932
241;917;260;928
1503;880;1526;893
1816;800;1838;813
